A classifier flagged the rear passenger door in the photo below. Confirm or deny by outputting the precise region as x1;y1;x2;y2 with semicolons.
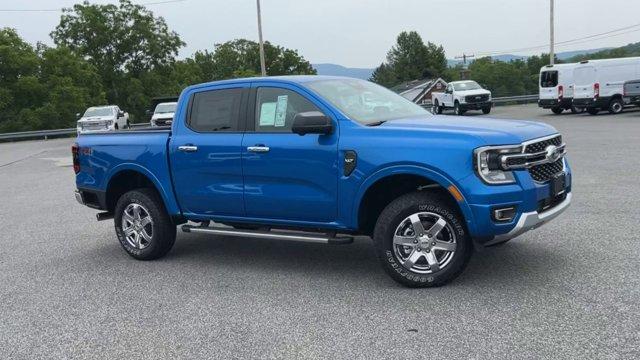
170;84;249;218
241;84;339;224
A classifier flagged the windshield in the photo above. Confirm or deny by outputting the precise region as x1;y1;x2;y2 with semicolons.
83;107;113;117
305;78;430;124
452;81;482;91
155;102;177;114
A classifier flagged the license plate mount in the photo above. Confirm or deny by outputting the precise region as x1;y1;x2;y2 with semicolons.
550;172;566;197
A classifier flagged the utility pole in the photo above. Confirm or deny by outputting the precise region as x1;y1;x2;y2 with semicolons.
550;0;555;65
256;0;267;76
455;53;475;80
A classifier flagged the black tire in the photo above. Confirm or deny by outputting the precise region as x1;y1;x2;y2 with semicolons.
587;107;599;115
114;188;176;260
454;102;464;115
570;106;584;114
114;123;119;130
373;192;473;287
608;98;624;114
433;100;443;114
482;106;491;114
551;107;563;114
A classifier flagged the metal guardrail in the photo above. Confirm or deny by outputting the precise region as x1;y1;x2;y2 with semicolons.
0;123;152;142
0;96;539;141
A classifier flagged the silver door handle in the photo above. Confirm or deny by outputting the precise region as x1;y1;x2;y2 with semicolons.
247;146;270;153
178;145;198;152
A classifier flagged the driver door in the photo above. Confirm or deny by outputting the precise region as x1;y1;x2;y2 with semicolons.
444;84;454;106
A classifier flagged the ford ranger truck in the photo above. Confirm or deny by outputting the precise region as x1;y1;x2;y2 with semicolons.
73;76;572;287
431;80;492;115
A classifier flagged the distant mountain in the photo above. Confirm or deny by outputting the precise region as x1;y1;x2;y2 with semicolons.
446;48;613;66
312;63;374;80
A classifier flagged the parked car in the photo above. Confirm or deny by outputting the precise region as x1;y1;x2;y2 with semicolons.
76;105;129;134
623;79;640;107
73;76;571;287
149;102;177;127
538;63;584;114
432;80;492;115
573;57;640;115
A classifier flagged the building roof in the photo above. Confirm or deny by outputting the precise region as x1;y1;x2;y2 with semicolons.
392;78;447;102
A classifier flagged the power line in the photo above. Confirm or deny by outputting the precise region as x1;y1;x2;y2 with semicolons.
476;22;640;57
0;0;186;12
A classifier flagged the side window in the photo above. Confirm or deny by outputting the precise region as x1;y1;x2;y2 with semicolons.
446;84;452;92
254;87;322;132
188;88;242;132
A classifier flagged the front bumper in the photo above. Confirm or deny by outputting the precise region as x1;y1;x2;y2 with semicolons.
459;101;492;110
484;192;571;245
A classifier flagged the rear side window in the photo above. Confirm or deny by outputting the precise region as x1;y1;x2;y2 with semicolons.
188;88;242;132
254;87;321;132
540;71;558;87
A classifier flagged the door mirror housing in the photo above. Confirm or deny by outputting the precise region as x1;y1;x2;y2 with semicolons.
291;111;333;136
145;109;151;116
75;112;81;119
118;111;125;118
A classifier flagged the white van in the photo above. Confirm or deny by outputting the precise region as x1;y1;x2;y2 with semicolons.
572;57;640;115
538;63;582;114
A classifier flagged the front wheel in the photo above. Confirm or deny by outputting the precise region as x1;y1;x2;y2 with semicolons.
482;106;491;114
114;188;176;260
373;192;473;287
454;102;465;116
608;98;624;114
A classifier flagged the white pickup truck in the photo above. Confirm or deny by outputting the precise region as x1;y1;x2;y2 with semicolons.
76;105;129;134
432;80;492;115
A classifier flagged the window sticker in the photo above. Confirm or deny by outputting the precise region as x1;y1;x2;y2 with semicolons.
259;102;276;126
274;95;288;127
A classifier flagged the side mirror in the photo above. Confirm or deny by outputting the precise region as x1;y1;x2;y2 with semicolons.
145;109;151;116
292;111;333;136
118;111;125;118
76;113;81;118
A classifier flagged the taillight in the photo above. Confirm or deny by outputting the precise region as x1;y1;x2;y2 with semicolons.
594;83;600;98
558;85;564;100
72;143;80;174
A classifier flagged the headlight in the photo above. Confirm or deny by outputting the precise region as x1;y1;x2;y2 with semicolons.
474;145;522;184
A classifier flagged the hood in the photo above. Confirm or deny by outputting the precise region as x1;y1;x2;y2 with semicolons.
152;112;175;120
378;115;557;145
78;116;114;123
456;89;491;96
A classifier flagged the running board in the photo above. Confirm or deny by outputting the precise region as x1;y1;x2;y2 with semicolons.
181;225;353;245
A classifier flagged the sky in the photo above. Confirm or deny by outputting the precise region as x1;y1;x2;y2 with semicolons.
2;0;640;68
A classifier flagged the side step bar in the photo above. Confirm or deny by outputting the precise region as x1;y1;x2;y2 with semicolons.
181;224;353;245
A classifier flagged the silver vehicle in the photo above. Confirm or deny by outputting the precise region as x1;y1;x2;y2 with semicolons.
77;105;129;134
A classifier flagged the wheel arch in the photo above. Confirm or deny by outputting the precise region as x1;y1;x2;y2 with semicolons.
104;164;180;217
352;165;476;237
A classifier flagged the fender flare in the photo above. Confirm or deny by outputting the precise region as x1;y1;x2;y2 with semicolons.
351;164;477;236
105;162;181;215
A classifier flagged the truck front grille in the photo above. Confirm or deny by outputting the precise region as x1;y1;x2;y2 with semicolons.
524;135;564;182
465;94;489;103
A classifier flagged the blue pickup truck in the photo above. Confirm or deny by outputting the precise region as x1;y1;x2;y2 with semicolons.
73;76;572;287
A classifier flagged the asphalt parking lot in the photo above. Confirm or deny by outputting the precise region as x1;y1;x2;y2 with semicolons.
1;104;639;359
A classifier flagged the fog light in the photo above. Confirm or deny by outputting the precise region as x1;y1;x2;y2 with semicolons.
492;206;516;222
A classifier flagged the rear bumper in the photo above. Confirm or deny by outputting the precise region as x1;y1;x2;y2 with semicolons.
538;98;572;109
573;97;609;108
459;101;492;110
74;188;106;210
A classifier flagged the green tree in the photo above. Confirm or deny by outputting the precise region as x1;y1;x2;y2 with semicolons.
369;63;397;87
371;31;447;87
51;0;185;104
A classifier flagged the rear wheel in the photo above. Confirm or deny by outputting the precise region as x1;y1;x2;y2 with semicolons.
114;188;176;260
570;106;584;114
551;107;563;114
373;192;472;287
587;107;600;115
608;98;624;114
433;100;443;114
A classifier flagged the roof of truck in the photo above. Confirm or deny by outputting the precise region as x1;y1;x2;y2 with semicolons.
184;75;362;92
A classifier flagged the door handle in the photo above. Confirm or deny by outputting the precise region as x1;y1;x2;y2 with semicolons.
178;145;198;152
247;146;270;153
